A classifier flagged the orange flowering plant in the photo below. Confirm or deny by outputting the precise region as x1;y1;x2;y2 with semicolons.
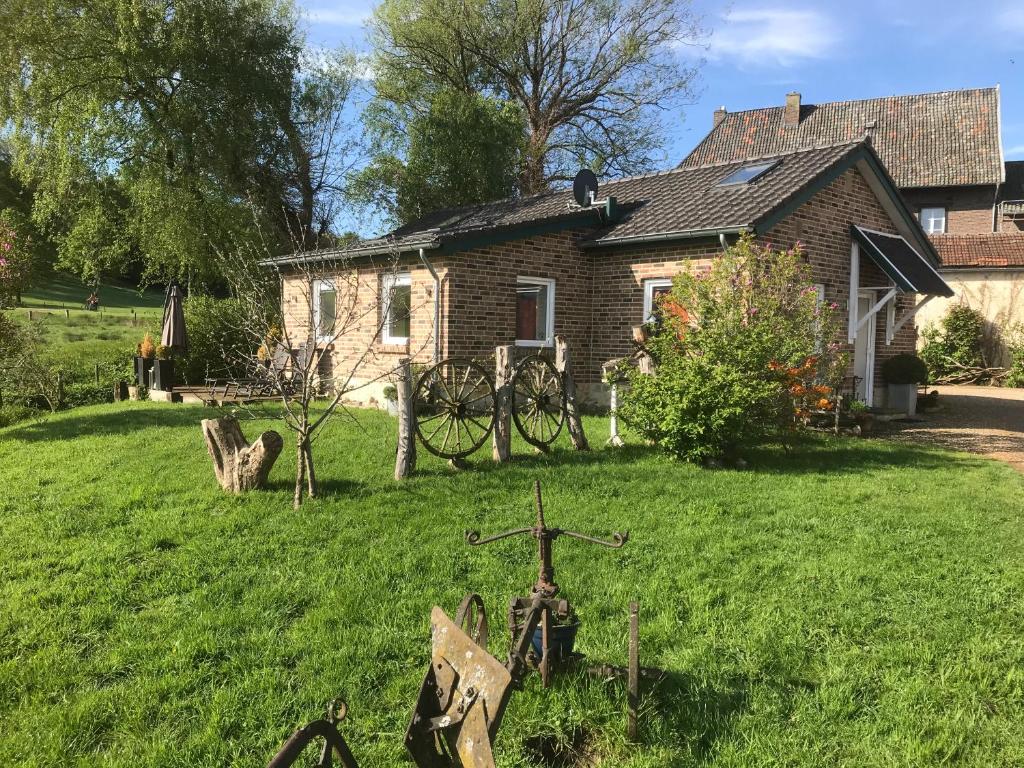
622;234;847;463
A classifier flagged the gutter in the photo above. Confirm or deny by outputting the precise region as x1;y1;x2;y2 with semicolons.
260;239;441;267
419;248;442;363
583;225;750;249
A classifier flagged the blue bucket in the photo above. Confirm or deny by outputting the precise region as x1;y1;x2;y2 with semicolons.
531;622;580;659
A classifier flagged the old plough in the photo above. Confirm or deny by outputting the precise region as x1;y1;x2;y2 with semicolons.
267;481;660;767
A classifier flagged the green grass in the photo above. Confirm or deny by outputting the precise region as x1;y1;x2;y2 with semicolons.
8;273;163;371
1;404;1023;767
20;271;164;315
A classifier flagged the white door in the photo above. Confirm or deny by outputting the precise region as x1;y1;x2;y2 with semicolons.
853;291;876;404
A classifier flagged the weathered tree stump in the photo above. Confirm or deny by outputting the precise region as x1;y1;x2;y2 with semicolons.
201;417;283;493
555;336;589;451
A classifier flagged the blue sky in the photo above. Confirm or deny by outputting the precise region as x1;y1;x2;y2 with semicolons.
298;0;1024;231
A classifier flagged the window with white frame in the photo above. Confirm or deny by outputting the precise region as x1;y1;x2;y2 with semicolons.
642;278;674;324
313;279;336;342
515;276;555;346
382;272;412;344
919;207;947;234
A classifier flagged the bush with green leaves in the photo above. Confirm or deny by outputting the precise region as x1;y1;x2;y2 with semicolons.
919;305;985;380
881;353;929;385
1006;324;1024;388
619;235;845;463
177;296;253;384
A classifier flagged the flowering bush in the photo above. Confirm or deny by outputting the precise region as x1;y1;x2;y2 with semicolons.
620;235;846;463
0;213;35;308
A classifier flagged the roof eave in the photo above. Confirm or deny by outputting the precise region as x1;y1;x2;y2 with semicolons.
260;239;442;267
582;225;751;249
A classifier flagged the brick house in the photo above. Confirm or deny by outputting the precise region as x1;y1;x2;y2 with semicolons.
275;140;951;408
684;87;1022;362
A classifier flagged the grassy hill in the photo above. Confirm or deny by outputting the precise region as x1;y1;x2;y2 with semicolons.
1;403;1023;767
19;271;164;315
9;273;164;371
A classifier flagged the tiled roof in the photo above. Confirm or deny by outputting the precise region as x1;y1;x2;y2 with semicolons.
681;88;1004;189
298;141;870;260
931;233;1024;268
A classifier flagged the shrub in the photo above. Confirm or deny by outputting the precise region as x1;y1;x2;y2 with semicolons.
0;403;37;428
1006;325;1024;388
62;381;112;409
619;235;846;463
881;353;929;385
178;296;253;385
919;305;985;379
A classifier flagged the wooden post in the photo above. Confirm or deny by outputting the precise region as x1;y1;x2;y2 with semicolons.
607;378;625;447
27;310;33;321
627;602;640;742
64;309;70;319
94;363;100;384
493;345;513;462
555;336;589;451
632;326;655;375
394;358;417;480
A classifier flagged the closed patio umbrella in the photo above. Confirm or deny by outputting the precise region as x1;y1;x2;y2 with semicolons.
160;280;188;355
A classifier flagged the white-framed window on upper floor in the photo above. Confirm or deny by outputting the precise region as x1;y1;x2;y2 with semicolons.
313;279;336;343
919;207;947;234
382;272;412;345
642;278;674;324
515;276;555;347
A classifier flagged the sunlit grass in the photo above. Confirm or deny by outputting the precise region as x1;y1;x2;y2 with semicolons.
1;402;1022;766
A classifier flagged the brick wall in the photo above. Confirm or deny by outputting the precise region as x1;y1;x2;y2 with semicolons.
280;253;447;404
281;168;924;408
902;185;996;234
764;167;919;403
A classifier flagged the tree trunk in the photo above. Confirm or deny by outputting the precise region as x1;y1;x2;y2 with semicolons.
492;345;513;463
202;417;283;493
555;336;589;451
304;440;317;498
293;438;306;509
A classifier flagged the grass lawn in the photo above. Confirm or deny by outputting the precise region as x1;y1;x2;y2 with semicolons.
1;403;1023;767
9;273;164;372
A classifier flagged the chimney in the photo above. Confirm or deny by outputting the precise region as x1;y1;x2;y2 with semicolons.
784;92;801;128
713;105;727;128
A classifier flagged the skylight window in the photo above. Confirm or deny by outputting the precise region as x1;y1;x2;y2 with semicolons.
718;160;779;186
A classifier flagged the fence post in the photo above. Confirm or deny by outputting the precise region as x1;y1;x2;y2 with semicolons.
94;363;100;385
394;358;417;480
604;361;625;447
28;310;33;321
555;336;589;451
65;309;70;320
493;344;513;462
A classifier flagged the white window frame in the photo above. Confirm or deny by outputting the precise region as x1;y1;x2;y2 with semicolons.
313;279;336;343
642;278;674;323
382;272;412;345
515;276;556;348
920;207;947;234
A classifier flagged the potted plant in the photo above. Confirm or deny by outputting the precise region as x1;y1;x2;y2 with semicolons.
382;383;399;416
151;344;175;391
848;399;874;435
134;333;156;386
881;353;928;416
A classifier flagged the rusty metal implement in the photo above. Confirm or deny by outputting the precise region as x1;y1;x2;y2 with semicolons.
466;479;627;686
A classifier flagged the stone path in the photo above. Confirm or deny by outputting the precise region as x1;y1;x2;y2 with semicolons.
883;385;1024;473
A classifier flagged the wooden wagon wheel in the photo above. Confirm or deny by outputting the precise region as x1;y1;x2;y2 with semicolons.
511;355;565;450
413;358;496;460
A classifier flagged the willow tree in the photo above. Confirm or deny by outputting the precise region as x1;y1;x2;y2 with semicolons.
369;0;704;196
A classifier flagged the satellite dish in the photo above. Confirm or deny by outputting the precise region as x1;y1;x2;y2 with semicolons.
573;169;599;207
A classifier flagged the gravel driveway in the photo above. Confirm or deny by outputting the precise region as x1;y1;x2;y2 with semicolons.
883;385;1024;472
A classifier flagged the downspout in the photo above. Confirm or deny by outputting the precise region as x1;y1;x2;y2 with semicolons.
419;248;441;363
719;232;729;251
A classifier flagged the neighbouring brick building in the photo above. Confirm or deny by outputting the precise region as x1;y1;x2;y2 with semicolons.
684;86;1022;363
274;140;951;408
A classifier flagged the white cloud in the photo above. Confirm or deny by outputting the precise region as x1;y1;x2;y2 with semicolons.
305;6;372;26
706;8;841;66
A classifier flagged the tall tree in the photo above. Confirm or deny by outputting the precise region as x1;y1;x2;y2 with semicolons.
0;0;300;285
369;0;704;196
354;88;524;224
